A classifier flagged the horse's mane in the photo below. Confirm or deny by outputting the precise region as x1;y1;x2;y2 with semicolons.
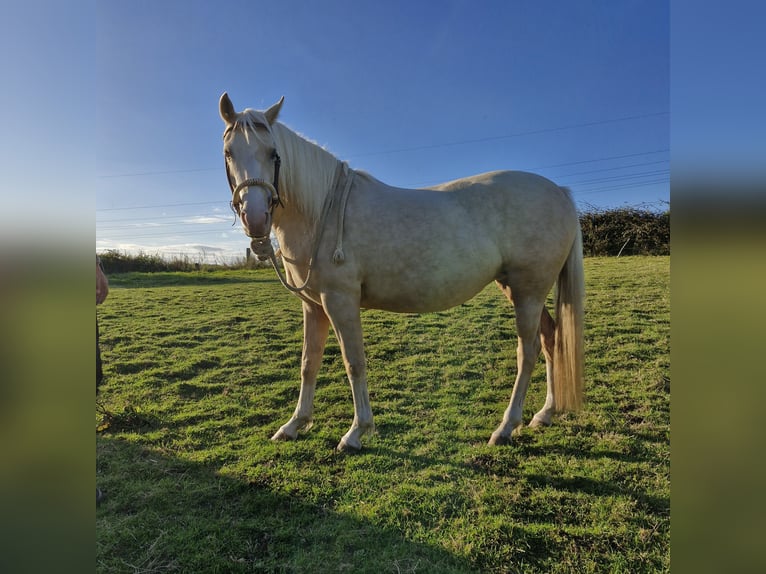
269;122;341;223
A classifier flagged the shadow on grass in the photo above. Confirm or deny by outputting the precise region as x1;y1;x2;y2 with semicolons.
525;473;669;517
96;438;474;574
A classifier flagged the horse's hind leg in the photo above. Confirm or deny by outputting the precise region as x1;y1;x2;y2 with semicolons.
530;308;556;427
272;300;330;441
489;292;544;445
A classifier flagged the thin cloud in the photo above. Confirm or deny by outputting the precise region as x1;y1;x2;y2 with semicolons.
183;215;230;225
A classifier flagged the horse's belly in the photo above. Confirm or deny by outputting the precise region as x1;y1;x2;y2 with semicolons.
360;266;497;313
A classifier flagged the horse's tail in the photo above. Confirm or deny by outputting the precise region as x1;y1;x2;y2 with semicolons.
553;224;585;412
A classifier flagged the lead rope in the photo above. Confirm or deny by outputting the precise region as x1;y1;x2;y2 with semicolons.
251;162;354;295
332;164;354;264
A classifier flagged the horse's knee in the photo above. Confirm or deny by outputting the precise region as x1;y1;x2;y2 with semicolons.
344;358;366;381
300;361;319;382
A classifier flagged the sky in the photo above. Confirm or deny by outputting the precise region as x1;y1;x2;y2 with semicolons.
2;1;671;263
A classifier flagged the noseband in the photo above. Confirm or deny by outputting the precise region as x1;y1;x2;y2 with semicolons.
226;152;283;234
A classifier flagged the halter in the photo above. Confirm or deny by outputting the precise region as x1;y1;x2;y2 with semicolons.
226;151;283;230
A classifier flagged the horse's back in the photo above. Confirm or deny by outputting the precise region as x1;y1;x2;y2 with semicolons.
432;170;575;214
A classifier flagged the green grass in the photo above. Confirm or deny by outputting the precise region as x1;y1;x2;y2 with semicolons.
97;256;669;573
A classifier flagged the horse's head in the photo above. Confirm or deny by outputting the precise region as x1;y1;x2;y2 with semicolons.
219;92;284;241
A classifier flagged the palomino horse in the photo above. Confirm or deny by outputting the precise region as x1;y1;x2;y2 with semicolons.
219;93;584;452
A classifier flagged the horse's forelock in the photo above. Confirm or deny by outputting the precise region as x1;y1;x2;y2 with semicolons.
223;109;271;143
238;109;269;130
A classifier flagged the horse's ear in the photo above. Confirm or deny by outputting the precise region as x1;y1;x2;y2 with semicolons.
219;92;237;125
264;96;284;125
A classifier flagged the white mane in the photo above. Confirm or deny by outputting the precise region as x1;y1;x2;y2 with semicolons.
269;122;341;223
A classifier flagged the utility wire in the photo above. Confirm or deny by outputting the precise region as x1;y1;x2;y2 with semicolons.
99;176;669;239
97;200;224;212
97;112;668;179
98;159;669;221
97;149;668;214
347;111;668;158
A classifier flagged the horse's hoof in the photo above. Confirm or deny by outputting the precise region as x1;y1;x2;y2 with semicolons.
528;416;551;428
488;433;512;446
271;429;296;442
336;439;362;453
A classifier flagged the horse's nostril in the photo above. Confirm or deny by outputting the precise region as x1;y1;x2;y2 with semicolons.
241;206;271;238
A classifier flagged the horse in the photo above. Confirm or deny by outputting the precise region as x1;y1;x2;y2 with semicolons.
219;93;584;452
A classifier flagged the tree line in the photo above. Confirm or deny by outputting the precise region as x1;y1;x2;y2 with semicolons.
579;206;669;257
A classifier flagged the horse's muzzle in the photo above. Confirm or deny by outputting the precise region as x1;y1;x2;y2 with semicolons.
232;178;278;239
241;206;271;240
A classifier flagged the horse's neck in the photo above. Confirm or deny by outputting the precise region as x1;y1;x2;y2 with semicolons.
272;211;316;264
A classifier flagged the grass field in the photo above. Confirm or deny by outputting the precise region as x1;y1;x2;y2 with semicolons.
96;256;669;573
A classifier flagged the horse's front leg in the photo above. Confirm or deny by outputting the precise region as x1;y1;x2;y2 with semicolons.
322;292;375;452
271;300;330;441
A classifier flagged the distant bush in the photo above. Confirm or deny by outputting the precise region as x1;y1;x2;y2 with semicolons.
99;250;185;273
98;250;269;274
579;206;669;256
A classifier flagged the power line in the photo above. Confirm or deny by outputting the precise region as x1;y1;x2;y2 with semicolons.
97;149;669;214
552;159;668;180
576;177;669;195
98;219;233;232
99;167;219;179
97;175;668;238
346;111;668;158
96;228;234;240
523;148;668;171
406;154;669;188
97;212;233;224
97;200;225;212
562;169;669;187
96;113;668;179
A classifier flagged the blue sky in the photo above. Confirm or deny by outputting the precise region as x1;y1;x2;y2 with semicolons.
6;1;671;262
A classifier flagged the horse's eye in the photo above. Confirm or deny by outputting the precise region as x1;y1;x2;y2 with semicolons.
224;150;232;160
